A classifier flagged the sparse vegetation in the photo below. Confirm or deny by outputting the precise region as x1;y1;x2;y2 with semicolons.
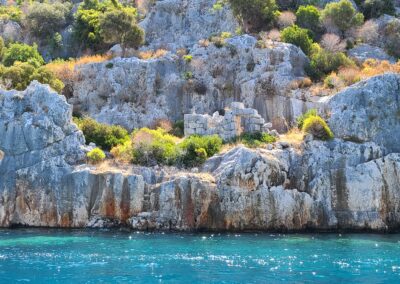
236;132;276;148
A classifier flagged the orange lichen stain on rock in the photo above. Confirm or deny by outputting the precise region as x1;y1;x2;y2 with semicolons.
104;189;116;218
60;213;71;227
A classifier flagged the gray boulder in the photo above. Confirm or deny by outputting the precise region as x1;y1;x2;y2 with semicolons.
327;73;400;152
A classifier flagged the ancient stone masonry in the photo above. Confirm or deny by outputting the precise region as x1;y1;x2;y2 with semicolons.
184;102;273;140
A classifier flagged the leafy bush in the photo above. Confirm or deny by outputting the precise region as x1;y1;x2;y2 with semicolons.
296;5;321;36
131;128;180;166
74;117;130;151
321;0;364;34
281;25;313;55
302;115;334;140
307;44;355;80
87;148;106;163
25;2;72;38
179;135;222;167
296;108;317;129
229;0;279;32
238;132;276;148
3;43;45;67
0;5;23;23
0;62;64;92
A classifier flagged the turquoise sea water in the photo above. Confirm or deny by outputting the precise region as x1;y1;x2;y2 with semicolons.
0;230;400;283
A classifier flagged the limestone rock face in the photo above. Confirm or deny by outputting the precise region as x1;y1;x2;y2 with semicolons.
0;82;86;226
71;36;310;131
348;44;396;63
139;0;239;51
327;74;400;152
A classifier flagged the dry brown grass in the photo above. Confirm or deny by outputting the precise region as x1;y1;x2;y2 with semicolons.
135;49;168;60
322;59;400;92
45;54;111;82
279;128;304;149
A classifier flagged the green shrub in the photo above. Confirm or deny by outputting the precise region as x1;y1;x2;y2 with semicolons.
307;44;355;80
302;115;334;140
3;43;45;67
281;25;313;55
296;108;317;129
229;0;279;32
0;5;23;23
25;2;72;38
131;128;179;166
74;117;130;151
296;5;321;36
87;147;106;163
321;0;364;34
238;132;276;148
0;62;64;92
183;55;193;62
179;135;222;167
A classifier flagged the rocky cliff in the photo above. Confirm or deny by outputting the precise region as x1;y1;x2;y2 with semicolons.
68;0;320;133
1;74;400;231
70;36;315;132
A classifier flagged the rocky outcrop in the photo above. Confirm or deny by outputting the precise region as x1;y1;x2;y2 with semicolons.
348;44;396;63
0;82;86;226
327;73;400;152
139;0;239;51
71;35;313;132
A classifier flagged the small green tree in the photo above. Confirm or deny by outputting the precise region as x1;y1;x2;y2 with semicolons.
2;43;45;67
99;7;144;55
25;2;72;39
281;25;314;55
229;0;279;32
321;0;364;34
296;5;321;36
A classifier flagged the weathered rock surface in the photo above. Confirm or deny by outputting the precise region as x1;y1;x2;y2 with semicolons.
139;0;239;51
4;74;400;231
348;44;396;63
327;73;400;152
71;35;313;132
0;82;86;226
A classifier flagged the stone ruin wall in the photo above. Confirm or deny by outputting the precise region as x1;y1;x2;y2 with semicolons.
184;102;273;141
